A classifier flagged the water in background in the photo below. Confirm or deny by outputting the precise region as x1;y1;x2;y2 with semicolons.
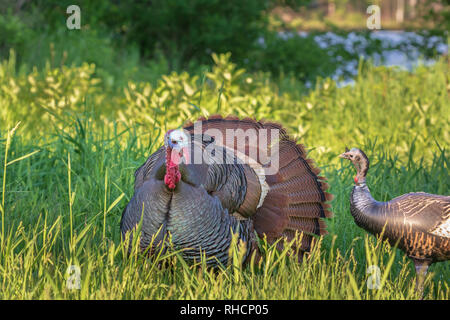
280;30;448;87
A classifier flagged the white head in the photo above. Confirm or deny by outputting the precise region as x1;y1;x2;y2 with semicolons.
165;129;189;152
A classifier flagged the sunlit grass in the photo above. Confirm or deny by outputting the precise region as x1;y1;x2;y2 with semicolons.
0;119;448;299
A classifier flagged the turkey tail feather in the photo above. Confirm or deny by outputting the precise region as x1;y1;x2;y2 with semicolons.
183;115;333;257
256;137;333;253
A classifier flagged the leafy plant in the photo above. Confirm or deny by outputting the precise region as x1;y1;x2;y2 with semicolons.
0;11;34;63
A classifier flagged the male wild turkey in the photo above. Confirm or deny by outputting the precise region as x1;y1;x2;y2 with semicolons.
120;115;333;266
340;147;450;293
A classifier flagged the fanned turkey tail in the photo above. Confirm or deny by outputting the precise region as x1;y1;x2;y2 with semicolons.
183;115;333;259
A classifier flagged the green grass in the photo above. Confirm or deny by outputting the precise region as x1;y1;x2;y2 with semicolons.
0;116;448;299
0;50;449;299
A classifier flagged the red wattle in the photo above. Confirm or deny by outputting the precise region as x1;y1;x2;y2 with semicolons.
165;148;181;189
354;176;358;184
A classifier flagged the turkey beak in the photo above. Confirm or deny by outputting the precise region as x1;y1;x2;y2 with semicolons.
339;152;350;159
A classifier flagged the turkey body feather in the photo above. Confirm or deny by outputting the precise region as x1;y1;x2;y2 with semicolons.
340;147;449;294
350;186;450;262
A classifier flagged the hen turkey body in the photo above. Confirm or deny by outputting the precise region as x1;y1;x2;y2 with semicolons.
350;188;450;262
340;147;450;293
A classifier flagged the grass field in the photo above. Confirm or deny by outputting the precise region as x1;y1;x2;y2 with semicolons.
0;51;449;299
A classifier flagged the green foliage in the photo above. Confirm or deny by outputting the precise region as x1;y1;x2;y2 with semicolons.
0;11;33;62
1;51;449;165
119;53;290;131
252;32;339;81
0;5;171;91
11;0;336;81
93;0;270;69
0;51;101;133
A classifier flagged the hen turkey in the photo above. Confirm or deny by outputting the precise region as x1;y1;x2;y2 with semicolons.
340;147;450;294
121;116;333;266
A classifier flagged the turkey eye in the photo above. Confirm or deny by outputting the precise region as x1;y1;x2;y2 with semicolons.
172;140;177;144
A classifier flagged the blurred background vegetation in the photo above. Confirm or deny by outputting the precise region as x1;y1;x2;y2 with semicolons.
1;0;448;80
0;0;448;299
0;0;448;161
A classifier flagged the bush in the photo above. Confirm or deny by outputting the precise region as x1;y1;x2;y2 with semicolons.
0;11;34;63
24;0;271;70
8;0;339;82
252;32;339;82
101;0;270;70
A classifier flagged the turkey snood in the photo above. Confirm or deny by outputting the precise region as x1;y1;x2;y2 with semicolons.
164;147;181;189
